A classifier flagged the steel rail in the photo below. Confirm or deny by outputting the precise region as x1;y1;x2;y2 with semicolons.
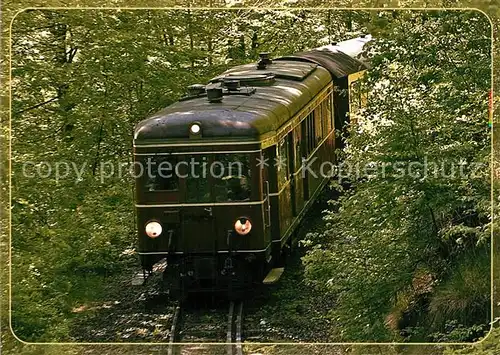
167;304;181;355
226;301;235;354
227;301;244;355
167;300;243;354
235;301;244;355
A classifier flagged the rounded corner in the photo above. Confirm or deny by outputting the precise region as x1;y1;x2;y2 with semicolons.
9;8;37;29
465;8;494;34
469;323;496;346
9;319;38;346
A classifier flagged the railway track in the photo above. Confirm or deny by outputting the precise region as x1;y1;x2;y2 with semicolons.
227;301;244;355
168;301;244;355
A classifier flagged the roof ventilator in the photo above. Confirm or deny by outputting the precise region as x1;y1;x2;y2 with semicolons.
257;52;272;69
187;84;206;96
207;87;223;103
224;79;240;91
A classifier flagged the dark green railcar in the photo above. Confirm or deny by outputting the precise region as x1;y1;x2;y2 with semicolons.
133;36;371;299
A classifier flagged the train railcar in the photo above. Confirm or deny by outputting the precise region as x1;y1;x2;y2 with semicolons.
132;35;372;299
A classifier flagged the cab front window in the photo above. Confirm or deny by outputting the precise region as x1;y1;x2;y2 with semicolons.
144;155;179;192
213;154;252;202
138;152;255;203
186;155;210;202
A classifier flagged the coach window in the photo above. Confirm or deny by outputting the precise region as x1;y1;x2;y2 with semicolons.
319;101;326;136
213;154;251;202
305;112;315;156
314;102;323;145
144;155;179;192
293;125;302;169
277;138;289;188
323;100;329;134
327;94;334;132
301;111;315;158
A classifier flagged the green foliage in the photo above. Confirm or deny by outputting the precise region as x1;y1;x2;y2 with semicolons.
431;321;488;343
303;10;491;342
444;326;500;354
428;249;490;331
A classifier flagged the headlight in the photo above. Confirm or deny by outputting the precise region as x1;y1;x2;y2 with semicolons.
234;217;252;235
190;122;201;135
145;221;162;238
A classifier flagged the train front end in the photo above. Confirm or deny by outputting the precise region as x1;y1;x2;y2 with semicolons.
133;92;272;299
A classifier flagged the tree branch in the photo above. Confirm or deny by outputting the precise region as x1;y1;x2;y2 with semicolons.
15;96;59;114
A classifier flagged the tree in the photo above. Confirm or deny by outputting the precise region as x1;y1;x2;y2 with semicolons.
303;10;492;342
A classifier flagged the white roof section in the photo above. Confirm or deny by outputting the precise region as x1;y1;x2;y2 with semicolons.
316;35;373;58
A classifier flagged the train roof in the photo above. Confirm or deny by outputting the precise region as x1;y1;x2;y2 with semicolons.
277;35;372;77
134;61;331;142
134;36;371;145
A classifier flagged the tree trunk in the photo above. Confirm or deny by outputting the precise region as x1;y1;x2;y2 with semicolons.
187;9;194;68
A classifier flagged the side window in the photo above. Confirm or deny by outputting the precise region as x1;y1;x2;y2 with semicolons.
314;102;323;145
307;112;315;155
301;104;328;159
301;118;308;159
325;98;332;133
300;112;316;157
329;94;335;131
277;138;289;188
293;124;302;169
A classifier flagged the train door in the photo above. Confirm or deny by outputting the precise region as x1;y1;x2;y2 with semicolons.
262;152;272;242
301;113;314;201
292;124;305;214
300;119;307;201
277;136;294;241
181;155;216;252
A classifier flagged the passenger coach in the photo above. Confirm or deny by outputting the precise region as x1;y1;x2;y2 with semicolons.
132;35;371;298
